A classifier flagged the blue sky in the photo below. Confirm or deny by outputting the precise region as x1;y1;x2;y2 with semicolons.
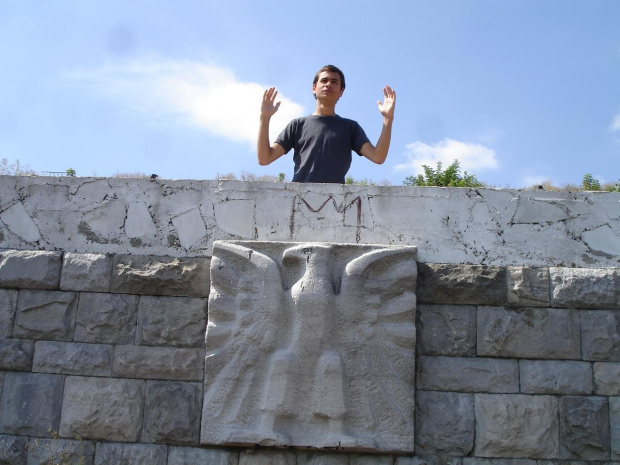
1;0;619;187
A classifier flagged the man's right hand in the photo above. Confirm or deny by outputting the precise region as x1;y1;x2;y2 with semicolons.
261;87;281;118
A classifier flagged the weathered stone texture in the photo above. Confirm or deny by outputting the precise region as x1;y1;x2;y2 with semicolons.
202;241;417;452
463;460;536;465
60;376;145;442
32;341;113;376
415;391;474;455
113;345;204;381
417;264;506;305
0;372;63;436
0;338;34;371
417;305;476;356
60;252;112;292
559;396;610;460
477;307;580;359
560;396;610;460
520;360;593;395
137;295;207;347
611;396;620;460
0;289;17;337
417;357;518;393
593;362;620;395
581;310;620;361
13;290;78;341
93;443;167;465
0;250;62;290
350;456;394;465
299;452;352;465
142;381;202;444
0;434;28;465
167;447;239;465
26;438;96;465
397;456;463;465
74;292;138;344
507;267;550;307
550;267;620;309
474;394;559;458
238;450;297;465
111;255;210;297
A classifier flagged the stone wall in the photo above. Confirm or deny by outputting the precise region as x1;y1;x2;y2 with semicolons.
0;248;618;463
0;176;619;267
0;177;619;464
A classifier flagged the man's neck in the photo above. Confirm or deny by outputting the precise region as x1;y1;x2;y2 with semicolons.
312;100;337;116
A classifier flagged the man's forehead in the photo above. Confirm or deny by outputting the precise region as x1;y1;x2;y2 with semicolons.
317;71;340;82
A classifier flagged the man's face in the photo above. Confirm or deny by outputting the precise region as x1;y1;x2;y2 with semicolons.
312;71;344;101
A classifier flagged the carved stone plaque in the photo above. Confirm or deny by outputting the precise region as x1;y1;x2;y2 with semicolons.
200;241;417;452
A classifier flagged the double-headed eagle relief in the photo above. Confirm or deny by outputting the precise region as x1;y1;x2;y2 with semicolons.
200;241;417;452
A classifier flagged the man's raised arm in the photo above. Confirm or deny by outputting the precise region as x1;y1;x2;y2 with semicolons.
360;85;396;165
257;87;286;166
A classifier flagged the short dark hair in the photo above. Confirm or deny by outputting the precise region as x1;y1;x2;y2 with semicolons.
313;65;345;90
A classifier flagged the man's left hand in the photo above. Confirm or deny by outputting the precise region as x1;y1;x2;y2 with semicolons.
377;85;396;121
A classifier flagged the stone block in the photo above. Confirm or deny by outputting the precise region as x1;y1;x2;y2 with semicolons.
93;443;167;465
0;250;62;290
397;456;462;465
26;437;95;465
417;356;518;393
0;434;28;465
60;252;112;292
417;305;476;356
142;381;201;444
415;391;474;455
32;341;113;376
463;460;536;465
520;360;593;395
474;394;559;458
581;310;620;361
559;396;610;460
0;289;17;337
611;397;620;460
74;292;138;344
202;241;417;452
417;264;506;305
60;376;144;442
137;295;207;347
0;372;64;436
507;267;550;307
113;345;204;381
111;255;210;297
477;307;580;359
593;362;620;395
350;456;394;465
550;267;620;309
238;450;298;465
13;290;78;341
0;338;34;371
298;452;351;464
167;447;239;465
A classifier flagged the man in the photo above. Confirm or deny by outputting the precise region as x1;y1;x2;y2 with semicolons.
257;65;396;183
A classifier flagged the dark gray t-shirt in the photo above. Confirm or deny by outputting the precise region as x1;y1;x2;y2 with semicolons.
275;115;370;183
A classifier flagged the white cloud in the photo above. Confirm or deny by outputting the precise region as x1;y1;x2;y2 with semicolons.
65;57;305;145
395;138;498;175
610;114;620;132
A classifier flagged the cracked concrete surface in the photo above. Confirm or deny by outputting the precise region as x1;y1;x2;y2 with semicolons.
0;176;618;267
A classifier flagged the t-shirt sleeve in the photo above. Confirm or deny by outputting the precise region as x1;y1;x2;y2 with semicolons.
352;122;370;156
274;120;296;154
